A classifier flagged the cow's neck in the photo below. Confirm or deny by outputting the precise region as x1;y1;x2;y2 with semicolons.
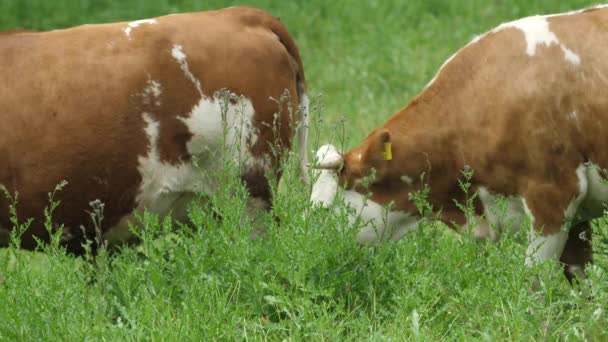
384;90;468;174
374;81;480;220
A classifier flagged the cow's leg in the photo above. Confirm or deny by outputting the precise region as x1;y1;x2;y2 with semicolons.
446;195;499;241
246;196;271;239
523;166;588;269
241;168;272;239
560;220;593;283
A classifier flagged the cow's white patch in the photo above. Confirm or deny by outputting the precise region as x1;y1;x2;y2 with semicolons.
568;264;583;274
137;113;202;207
142;79;162;106
581;164;608;217
106;95;261;243
524;165;587;266
342;190;417;244
469;218;498;241
470;34;482;44
300;94;310;129
565;164;589;219
522;198;534;226
561;46;581;65
170;46;257;164
171;45;203;95
493;15;582;66
298;93;310;180
400;175;414;186
311;144;343;207
310;144;417;243
178;94;261;171
496;16;559;56
425;7;589;88
105;113;202;243
124;19;158;37
477;186;527;237
569;111;582;130
171;43;262;171
525;230;569;266
311;170;339;208
314;144;343;170
146;80;162;98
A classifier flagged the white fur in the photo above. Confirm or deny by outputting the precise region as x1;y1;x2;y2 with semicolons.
525;230;569;266
568;111;581;130
170;43;261;171
124;19;158;37
310;144;417;243
145;80;162;98
564;165;589;219
493;14;583;66
106;95;261;242
400;175;414;186
104;113;202;243
496;16;558;56
561;46;581;65
106;94;261;243
582;164;608;216
343;190;418;244
313;144;343;170
311;170;338;208
142;79;162;106
426;8;591;88
179;94;260;172
470;34;482;44
524;164;587;266
136;114;203;206
299;93;310;180
300;93;310;135
171;45;203;95
477;186;527;237
311;145;341;207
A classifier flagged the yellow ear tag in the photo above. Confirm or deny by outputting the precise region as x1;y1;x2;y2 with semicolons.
384;142;392;161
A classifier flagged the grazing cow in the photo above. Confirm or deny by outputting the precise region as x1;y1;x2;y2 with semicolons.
0;6;309;254
314;5;608;281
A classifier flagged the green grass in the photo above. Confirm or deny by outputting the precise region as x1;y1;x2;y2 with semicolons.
1;0;608;340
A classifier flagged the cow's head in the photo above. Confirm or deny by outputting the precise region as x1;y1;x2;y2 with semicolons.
311;138;420;244
340;128;393;187
314;127;421;211
331;126;478;237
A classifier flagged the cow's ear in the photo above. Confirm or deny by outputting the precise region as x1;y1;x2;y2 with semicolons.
368;128;392;162
357;128;392;182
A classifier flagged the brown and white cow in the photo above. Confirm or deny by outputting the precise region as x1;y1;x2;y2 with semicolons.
313;5;608;280
0;6;309;253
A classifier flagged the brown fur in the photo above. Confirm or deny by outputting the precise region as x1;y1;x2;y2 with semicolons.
0;7;307;253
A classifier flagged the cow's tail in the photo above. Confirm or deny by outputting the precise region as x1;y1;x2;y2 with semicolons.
295;82;310;184
264;13;310;184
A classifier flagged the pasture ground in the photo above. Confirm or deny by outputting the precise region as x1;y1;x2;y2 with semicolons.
1;1;607;340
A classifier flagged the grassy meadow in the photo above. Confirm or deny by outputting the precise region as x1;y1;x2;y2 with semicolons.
1;0;608;340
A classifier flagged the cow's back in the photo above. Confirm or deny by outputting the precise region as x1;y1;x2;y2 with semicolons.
415;7;608;194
